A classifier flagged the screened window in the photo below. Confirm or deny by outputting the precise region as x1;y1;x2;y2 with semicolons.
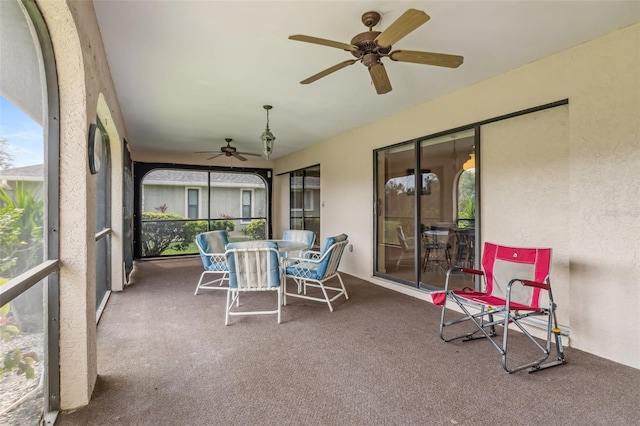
0;0;60;421
137;168;269;257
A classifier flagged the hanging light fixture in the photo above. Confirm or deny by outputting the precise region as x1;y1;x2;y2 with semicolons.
260;105;276;159
463;152;475;171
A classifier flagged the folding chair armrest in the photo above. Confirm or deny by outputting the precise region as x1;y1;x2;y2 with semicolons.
521;279;551;291
507;278;550;291
444;266;484;292
460;267;483;276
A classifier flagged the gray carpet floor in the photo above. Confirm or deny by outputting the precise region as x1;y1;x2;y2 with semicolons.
56;257;640;425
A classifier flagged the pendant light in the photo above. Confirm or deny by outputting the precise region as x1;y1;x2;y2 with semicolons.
462;144;475;171
260;105;276;159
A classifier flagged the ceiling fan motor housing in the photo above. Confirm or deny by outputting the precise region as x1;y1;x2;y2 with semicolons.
350;31;391;61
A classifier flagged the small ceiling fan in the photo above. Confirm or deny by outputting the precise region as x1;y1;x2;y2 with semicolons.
289;8;463;95
195;138;261;161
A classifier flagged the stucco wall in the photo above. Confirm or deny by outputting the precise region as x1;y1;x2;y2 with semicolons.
274;23;640;369
38;0;129;410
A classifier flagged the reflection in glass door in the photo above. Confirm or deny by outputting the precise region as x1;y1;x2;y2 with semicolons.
290;165;320;247
419;131;475;290
374;130;477;289
375;144;416;284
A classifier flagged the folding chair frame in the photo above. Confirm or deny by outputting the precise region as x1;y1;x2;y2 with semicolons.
439;244;566;374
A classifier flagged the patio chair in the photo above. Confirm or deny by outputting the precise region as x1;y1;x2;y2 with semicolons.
224;241;283;325
395;226;414;271
283;234;349;312
438;241;565;373
282;229;316;258
194;230;229;295
421;225;453;271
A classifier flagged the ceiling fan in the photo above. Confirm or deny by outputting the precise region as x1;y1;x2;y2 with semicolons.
289;8;463;95
196;138;261;161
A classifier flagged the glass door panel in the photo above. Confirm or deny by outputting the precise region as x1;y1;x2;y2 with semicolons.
375;144;416;283
290;165;320;247
419;131;475;290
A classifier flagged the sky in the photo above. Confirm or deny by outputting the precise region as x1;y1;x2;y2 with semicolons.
0;95;43;168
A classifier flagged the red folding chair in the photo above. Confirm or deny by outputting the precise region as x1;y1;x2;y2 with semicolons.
438;242;565;373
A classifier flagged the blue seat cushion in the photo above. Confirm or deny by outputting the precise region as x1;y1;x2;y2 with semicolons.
285;262;320;280
288;234;348;280
196;231;229;269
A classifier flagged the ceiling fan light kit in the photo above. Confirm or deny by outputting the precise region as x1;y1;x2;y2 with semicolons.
261;105;275;160
289;9;464;95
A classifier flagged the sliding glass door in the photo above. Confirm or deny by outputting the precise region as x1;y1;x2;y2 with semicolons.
375;144;416;283
290;165;320;247
374;130;477;289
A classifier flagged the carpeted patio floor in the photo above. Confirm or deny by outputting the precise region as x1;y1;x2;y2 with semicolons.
56;257;640;425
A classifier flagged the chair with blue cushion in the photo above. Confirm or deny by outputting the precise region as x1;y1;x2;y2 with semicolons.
283;234;349;312
194;230;229;295
282;229;316;258
224;241;283;325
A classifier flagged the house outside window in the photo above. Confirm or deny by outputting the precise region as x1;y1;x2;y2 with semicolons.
241;189;252;223
186;187;199;219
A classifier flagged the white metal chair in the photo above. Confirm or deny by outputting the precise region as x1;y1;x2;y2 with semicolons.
283;234;349;312
282;229;316;258
224;241;283;325
194;230;229;295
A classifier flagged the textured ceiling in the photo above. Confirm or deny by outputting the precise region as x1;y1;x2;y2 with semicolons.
93;1;640;159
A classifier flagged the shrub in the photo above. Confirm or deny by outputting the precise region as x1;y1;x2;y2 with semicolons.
141;212;196;256
0;184;44;333
211;219;235;232
244;218;266;240
0;209;23;274
184;218;236;239
0;183;43;276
